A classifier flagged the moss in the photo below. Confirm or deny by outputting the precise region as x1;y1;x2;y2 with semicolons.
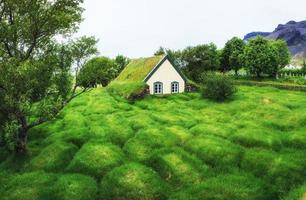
52;174;97;200
67;142;125;179
185;135;244;169
107;81;148;100
169;172;272;200
284;183;306;200
149;148;209;188
2;171;58;200
29;142;78;172
100;163;168;200
115;56;163;82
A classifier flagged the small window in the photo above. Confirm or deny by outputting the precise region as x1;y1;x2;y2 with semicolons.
154;82;163;94
171;82;179;93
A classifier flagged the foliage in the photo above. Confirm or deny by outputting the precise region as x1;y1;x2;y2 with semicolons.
154;47;166;56
0;0;97;153
242;36;290;78
220;37;245;74
77;57;117;87
114;55;130;73
181;43;220;81
201;74;237;101
100;163;168;200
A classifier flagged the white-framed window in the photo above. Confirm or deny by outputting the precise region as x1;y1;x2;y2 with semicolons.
171;82;179;93
154;82;163;94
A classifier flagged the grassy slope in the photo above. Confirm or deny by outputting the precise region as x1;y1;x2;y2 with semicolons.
1;86;306;200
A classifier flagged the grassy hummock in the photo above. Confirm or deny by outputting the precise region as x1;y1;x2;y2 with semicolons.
100;163;168;200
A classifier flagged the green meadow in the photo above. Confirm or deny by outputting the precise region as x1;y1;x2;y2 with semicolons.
1;86;306;200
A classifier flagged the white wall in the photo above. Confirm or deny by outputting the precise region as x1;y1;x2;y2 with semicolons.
146;59;185;94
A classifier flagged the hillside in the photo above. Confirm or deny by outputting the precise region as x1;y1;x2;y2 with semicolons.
244;20;306;59
1;86;306;200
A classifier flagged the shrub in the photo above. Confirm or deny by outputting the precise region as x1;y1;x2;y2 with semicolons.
29;142;78;172
52;174;98;200
67;142;125;179
100;163;168;200
201;74;236;102
2;171;57;200
149;148;208;188
284;183;306;200
169;172;271;200
185;135;244;169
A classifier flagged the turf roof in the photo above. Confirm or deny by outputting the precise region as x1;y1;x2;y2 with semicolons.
115;55;164;82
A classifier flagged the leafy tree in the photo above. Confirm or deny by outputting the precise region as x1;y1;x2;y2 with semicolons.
242;36;276;78
269;40;291;78
78;57;118;87
0;0;97;153
154;47;166;56
114;55;130;73
302;60;306;73
221;37;245;75
181;43;220;81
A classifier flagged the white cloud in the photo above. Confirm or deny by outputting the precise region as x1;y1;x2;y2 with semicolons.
76;0;306;58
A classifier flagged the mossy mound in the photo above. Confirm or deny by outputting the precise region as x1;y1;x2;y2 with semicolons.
100;163;167;200
52;174;97;200
169;172;271;200
284;183;306;200
123;128;179;162
241;148;306;195
67;143;125;179
149;148;208;188
185;135;244;168
29;142;78;172
2;171;57;200
107;81;149;100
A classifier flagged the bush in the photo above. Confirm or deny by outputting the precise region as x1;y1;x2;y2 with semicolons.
52;174;97;200
149;148;208;188
201;74;236;102
169;172;271;200
100;163;168;200
67;142;125;179
29;142;78;172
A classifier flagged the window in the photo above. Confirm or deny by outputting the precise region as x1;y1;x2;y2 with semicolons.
154;82;163;94
171;82;179;93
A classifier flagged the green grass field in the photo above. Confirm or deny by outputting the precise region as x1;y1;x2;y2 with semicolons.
1;86;306;200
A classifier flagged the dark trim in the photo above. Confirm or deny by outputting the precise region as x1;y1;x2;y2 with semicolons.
171;81;179;93
153;81;163;95
144;55;188;83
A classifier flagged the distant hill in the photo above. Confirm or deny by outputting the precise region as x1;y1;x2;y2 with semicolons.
244;20;306;60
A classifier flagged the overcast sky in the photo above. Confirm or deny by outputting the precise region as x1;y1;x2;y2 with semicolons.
76;0;306;58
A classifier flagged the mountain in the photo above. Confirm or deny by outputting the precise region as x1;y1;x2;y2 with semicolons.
244;20;306;58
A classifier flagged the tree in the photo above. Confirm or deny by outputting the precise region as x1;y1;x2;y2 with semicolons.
269;40;290;78
220;37;245;75
154;47;166;56
114;55;130;74
0;0;97;153
181;43;220;81
77;57;118;87
242;36;276;78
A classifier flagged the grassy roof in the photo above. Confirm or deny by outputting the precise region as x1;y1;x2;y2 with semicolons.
115;55;164;82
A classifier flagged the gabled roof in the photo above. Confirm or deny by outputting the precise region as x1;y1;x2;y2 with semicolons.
115;54;187;83
115;55;164;82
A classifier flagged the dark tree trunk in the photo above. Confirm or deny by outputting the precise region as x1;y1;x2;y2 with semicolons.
235;69;238;76
16;115;28;153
